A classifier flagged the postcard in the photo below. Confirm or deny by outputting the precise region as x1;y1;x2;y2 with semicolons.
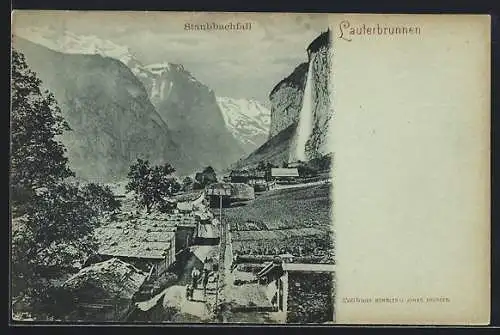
9;10;490;325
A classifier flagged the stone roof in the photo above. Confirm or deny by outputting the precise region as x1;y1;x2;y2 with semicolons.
63;258;146;300
114;211;198;226
96;226;175;259
173;191;204;202
95;212;188;259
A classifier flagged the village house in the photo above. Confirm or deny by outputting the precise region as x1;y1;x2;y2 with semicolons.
270;168;300;184
229;170;267;186
246;171;268;191
92;208;214;273
94;219;177;276
205;182;233;208
205;182;256;208
229;170;250;183
60;258;147;321
174;191;205;213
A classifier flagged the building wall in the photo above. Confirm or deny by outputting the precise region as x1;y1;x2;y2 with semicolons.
175;226;196;251
285;271;334;323
209;195;231;208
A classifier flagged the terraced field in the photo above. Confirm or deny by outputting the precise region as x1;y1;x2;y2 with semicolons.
224;183;334;262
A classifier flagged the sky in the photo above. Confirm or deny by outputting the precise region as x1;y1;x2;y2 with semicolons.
12;11;330;105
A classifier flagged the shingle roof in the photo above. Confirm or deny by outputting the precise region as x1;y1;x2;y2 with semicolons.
271;168;299;177
95;212;185;259
173;191;204;202
96;226;175;259
63;258;146;300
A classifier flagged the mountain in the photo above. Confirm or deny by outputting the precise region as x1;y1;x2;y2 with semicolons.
233;30;333;170
216;97;271;153
132;63;247;174
12;27;251;176
12;36;191;182
14;26;144;74
268;62;309;139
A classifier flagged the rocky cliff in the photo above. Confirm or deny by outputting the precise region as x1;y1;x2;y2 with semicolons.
12;37;188;182
300;30;333;160
268;62;308;138
233;30;332;169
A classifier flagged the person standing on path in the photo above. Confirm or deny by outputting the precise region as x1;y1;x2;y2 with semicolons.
202;271;210;299
191;267;200;289
186;284;194;301
203;257;212;275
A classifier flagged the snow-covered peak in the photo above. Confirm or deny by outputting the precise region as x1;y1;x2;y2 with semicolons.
216;97;271;149
14;26;140;68
143;62;171;75
217;97;271;126
14;26;209;90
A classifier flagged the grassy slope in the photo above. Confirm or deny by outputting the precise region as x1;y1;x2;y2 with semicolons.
224;183;334;259
225;183;331;231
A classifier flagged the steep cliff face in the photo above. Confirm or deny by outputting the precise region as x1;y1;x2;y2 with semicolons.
302;30;333;160
12;37;187;182
234;30;332;169
136;63;245;173
268;63;308;138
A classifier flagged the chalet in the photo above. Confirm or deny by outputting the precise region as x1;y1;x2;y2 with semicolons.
246;171;268;191
61;258;146;321
248;170;267;183
252;179;269;192
271;168;299;183
173;192;206;213
229;170;249;183
93;211;204;275
205;183;233;208
95;222;177;276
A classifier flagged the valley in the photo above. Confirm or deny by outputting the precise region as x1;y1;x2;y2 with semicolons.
11;18;334;324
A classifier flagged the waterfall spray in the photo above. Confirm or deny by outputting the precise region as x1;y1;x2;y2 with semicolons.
292;53;315;162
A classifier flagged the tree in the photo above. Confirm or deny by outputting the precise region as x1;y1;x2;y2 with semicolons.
256;161;266;171
182;176;194;192
125;159;180;212
298;163;318;177
193;166;218;189
10;50;111;317
80;183;122;217
10;50;74;215
12;184;99;297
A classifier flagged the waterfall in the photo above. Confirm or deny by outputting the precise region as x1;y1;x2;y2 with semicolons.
292;53;315;162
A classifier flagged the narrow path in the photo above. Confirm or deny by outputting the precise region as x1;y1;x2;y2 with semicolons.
218;219;284;324
132;220;220;322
